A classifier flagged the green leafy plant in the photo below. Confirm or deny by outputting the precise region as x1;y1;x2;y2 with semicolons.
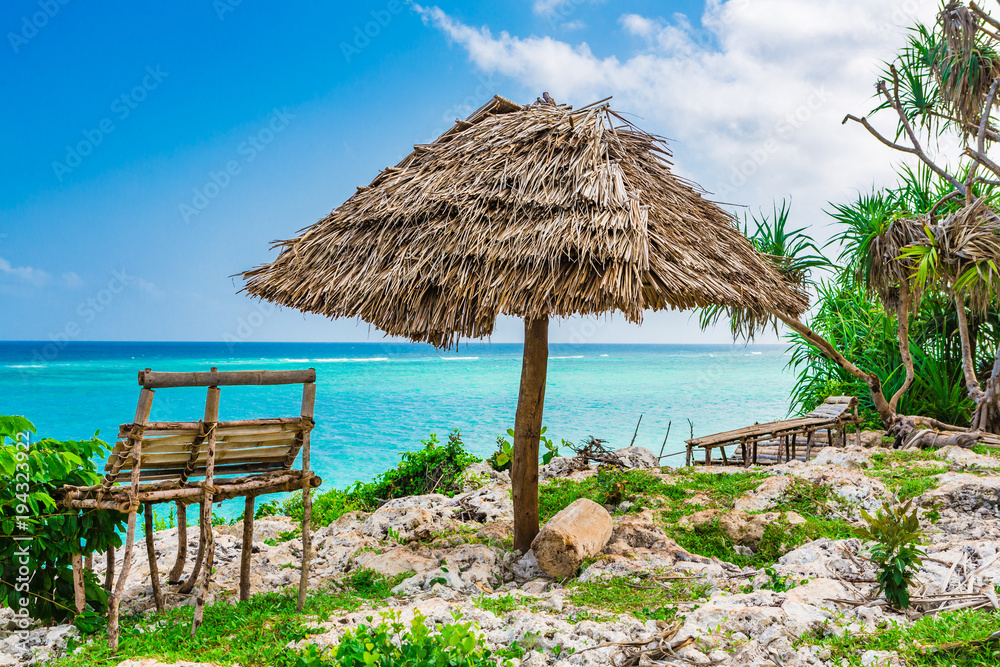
153;504;177;532
283;430;480;527
0;416;125;624
859;500;925;609
759;567;805;593
489;426;561;471
331;610;495;666
489;430;515;471
539;428;560;465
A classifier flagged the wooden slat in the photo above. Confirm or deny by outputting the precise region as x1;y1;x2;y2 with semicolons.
140;446;293;466
122;419;304;439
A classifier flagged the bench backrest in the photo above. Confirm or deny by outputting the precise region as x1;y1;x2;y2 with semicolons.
103;368;316;487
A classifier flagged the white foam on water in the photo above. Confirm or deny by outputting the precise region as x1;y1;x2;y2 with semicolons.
312;357;389;362
549;355;584;359
442;356;479;360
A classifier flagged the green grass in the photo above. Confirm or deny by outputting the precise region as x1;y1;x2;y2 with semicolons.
663;473;856;567
538;467;769;524
867;449;949;500
972;444;1000;458
52;570;411;667
566;574;710;621
473;592;539;616
806;608;1000;666
538;468;688;522
668;514;857;569
539;467;854;567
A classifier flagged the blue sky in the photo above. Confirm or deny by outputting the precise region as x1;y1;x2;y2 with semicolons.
0;0;934;344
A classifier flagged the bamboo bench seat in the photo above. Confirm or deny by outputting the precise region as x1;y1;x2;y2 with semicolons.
57;367;321;651
685;396;860;467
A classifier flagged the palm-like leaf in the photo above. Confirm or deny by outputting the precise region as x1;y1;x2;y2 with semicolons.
699;201;828;340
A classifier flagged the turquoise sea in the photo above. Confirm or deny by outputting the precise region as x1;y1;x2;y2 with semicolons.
1;342;795;517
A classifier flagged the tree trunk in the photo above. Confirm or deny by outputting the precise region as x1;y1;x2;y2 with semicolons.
890;282;916;412
952;289;985;403
775;312;896;426
512;317;548;553
972;342;1000;432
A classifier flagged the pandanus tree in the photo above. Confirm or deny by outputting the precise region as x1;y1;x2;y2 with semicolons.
706;1;1000;446
241;94;806;550
701;190;1000;447
700;203;913;430
840;0;1000;436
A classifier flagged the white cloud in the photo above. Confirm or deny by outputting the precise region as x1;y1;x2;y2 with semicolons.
532;0;587;17
0;257;49;286
413;0;943;245
62;271;84;288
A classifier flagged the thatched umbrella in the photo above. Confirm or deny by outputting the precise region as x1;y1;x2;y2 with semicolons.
241;94;808;550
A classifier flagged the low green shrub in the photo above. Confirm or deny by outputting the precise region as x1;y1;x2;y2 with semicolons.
0;416;124;624
859;500;925;609
487;426;564;471
284;430;480;527
329;610;496;666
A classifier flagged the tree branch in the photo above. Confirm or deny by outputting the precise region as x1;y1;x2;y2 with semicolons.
953;287;987;403
971;1;1000;32
929;190;962;218
843;68;967;196
964;146;1000;180
842;114;917;154
890;281;916;412
773;311;896;426
966;76;1000;199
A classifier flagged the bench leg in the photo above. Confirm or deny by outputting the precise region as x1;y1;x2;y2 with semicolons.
178;502;205;594
240;496;254;601
72;551;84;614
192;500;215;636
108;506;138;652
144;503;164;612
168;502;187;583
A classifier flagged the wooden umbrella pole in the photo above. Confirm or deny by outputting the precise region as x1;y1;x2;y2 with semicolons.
512;316;548;553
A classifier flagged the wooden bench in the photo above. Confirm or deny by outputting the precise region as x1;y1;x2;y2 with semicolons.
58;368;321;650
685;396;860;467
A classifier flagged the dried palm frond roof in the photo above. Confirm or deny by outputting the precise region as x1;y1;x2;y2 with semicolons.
241;94;809;347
